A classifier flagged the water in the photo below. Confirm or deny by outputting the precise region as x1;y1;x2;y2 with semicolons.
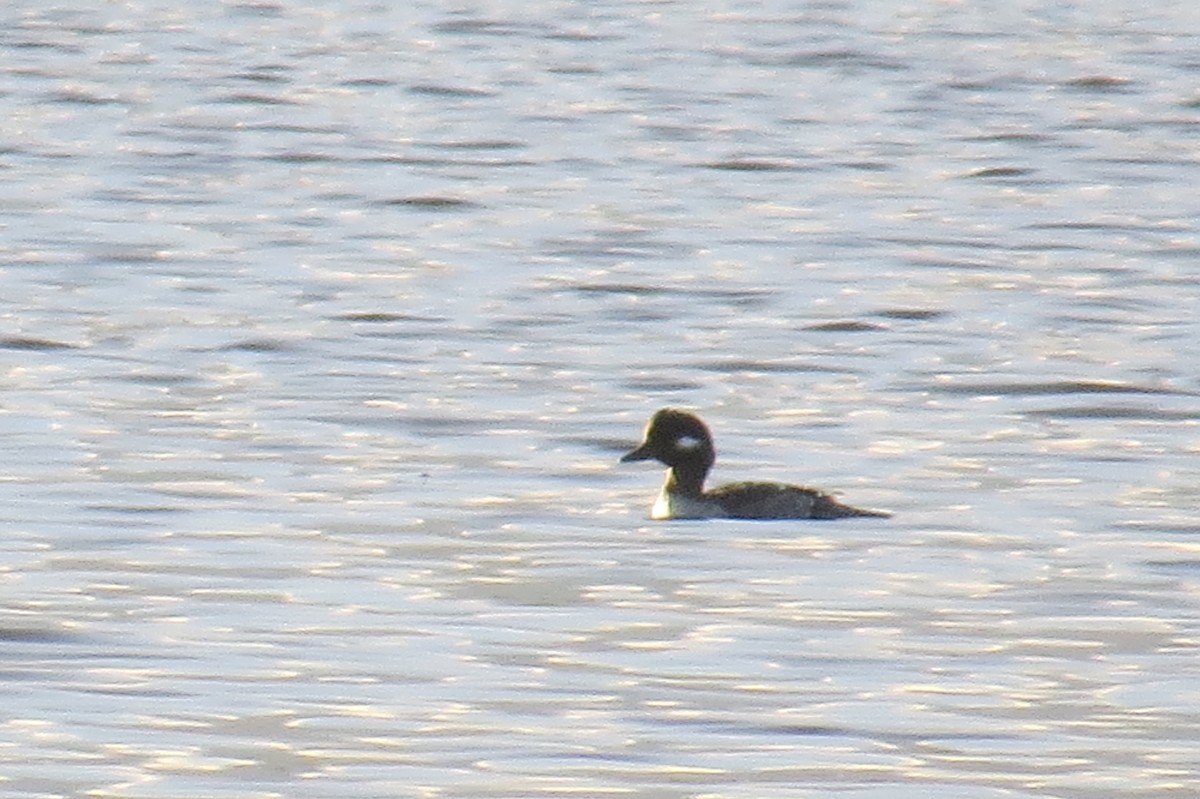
2;1;1199;796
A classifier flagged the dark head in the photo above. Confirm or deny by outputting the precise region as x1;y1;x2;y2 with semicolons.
620;408;716;472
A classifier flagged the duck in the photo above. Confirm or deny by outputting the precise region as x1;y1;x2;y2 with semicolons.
621;408;890;520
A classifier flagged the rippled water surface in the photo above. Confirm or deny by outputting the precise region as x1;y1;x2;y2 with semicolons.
2;2;1199;797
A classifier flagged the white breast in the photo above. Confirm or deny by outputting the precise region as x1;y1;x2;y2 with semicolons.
652;489;721;520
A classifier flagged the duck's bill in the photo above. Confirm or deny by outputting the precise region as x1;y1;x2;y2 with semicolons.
620;444;654;462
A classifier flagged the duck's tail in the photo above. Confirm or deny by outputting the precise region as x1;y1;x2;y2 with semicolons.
815;497;892;520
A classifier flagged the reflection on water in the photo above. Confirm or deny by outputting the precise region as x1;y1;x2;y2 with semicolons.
2;1;1199;797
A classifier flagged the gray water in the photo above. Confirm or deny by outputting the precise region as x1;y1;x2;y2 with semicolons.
2;2;1199;797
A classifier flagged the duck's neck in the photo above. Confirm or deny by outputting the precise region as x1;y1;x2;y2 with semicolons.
666;462;709;497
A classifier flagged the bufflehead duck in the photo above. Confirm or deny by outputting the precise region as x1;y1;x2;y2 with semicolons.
621;408;890;520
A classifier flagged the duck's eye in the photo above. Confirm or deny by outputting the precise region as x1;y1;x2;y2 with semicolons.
674;435;703;451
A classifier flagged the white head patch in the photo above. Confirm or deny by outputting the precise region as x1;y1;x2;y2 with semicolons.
674;434;703;451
